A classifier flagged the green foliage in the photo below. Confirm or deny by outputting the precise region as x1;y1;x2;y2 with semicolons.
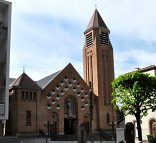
112;72;156;118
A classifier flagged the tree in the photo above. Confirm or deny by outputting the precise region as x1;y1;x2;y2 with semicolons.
112;72;156;141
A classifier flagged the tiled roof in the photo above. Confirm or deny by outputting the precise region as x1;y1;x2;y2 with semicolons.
127;65;156;75
9;72;41;90
36;71;61;89
85;9;108;32
9;78;16;85
138;65;156;72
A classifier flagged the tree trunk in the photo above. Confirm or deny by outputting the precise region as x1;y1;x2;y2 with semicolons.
135;113;142;141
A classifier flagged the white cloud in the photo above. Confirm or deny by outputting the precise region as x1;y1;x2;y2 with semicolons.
114;48;156;77
8;0;156;80
95;0;156;42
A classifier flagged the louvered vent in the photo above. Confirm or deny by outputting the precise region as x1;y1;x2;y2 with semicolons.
86;33;92;47
100;32;109;45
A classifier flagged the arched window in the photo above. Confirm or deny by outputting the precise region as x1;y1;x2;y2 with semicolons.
149;118;156;135
64;96;77;118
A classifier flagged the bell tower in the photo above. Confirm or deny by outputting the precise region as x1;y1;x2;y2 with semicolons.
83;9;116;129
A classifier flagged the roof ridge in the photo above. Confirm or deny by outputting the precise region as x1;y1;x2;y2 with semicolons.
9;73;23;88
36;70;61;89
9;72;41;90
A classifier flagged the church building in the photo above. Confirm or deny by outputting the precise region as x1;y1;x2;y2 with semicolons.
7;9;117;138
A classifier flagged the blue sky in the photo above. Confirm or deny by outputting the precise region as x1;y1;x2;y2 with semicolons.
9;0;156;80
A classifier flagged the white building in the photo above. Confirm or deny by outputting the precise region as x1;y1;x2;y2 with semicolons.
125;65;156;141
0;0;11;134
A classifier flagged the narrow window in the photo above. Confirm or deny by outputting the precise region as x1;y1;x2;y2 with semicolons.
106;113;110;125
26;91;29;100
26;110;31;126
33;92;37;101
21;91;24;100
29;92;33;100
103;55;107;105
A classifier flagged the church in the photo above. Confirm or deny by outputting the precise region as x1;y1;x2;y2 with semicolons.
7;9;117;138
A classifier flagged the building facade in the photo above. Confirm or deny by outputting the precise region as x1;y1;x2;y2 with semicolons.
8;64;91;136
8;9;116;137
0;0;11;135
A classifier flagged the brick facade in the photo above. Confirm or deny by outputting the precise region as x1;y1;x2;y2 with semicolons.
8;64;91;136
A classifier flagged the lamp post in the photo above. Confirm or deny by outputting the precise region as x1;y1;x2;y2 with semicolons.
111;121;116;140
89;81;93;143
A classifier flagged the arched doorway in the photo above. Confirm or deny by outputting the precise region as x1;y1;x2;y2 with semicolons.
64;96;78;135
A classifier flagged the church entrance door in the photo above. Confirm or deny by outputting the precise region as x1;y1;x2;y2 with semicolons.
64;118;77;135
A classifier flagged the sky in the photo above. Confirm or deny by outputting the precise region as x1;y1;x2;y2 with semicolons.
8;0;156;80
